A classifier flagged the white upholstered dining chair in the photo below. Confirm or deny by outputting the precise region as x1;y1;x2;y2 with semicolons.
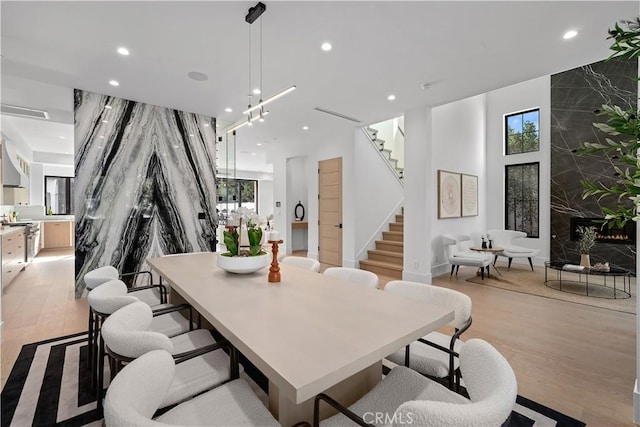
384;280;472;390
100;301;237;410
315;339;517;427
281;256;321;272
323;267;379;289
104;350;280;427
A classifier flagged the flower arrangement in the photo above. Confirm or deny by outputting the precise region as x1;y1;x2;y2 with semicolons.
222;207;267;257
577;226;597;255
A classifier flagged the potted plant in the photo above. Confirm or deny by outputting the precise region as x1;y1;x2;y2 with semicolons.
218;207;270;273
576;226;597;268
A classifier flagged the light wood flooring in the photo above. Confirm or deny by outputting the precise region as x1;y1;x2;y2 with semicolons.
1;249;636;426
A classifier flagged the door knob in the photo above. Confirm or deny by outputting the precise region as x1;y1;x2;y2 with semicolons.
334;224;343;229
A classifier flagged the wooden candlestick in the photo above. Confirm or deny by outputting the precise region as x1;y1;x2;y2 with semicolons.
268;240;283;283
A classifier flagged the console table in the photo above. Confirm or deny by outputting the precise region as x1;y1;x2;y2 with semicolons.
544;261;631;299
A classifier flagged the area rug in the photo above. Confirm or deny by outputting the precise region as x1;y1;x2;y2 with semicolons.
466;264;636;314
1;333;585;427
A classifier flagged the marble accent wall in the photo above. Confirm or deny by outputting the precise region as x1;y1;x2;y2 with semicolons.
74;90;217;295
550;58;637;271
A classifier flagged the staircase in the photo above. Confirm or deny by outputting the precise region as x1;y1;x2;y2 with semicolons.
359;214;403;279
365;127;404;179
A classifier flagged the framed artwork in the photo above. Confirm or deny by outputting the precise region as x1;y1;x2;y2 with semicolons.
437;170;461;219
461;174;478;217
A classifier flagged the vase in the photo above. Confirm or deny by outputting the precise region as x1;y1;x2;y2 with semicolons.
580;254;591;268
217;253;271;274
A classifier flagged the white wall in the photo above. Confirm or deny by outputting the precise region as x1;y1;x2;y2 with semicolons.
486;76;551;265
286;156;308;252
354;129;403;260
430;94;487;276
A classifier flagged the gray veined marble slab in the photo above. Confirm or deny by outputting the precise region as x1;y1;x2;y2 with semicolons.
74;90;218;296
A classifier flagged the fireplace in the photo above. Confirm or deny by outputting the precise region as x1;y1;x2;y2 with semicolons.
569;217;636;245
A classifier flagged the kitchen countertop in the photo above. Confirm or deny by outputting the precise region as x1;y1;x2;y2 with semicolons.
0;226;26;237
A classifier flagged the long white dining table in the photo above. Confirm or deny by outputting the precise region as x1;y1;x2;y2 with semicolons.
146;252;454;426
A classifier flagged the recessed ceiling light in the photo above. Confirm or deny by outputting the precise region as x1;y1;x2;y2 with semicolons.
109;80;119;86
187;71;208;81
257;143;262;146
117;47;130;56
321;42;332;51
387;94;396;101
253;88;261;95
563;30;578;40
102;120;109;123
225;107;233;113
104;105;112;109
99;136;105;139
59;136;65;139
303;126;309;130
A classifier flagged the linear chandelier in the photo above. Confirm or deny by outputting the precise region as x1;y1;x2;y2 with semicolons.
226;2;295;134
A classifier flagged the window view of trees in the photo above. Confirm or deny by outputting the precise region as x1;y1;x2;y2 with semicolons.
506;109;539;155
216;179;258;224
505;163;539;238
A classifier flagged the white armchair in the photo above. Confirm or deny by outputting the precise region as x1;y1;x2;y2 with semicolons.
488;229;540;271
443;235;491;280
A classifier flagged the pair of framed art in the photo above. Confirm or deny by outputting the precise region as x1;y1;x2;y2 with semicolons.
437;169;478;219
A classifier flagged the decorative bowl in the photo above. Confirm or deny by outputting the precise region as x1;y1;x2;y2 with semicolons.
217;253;271;274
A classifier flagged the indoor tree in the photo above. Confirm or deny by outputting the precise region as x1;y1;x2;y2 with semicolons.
578;18;640;227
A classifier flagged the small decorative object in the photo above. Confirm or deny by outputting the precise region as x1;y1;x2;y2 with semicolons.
294;201;305;221
47;207;53;215
577;225;597;268
268;235;283;283
591;262;610;272
481;236;487;249
488;239;493;249
266;214;274;230
217;207;269;274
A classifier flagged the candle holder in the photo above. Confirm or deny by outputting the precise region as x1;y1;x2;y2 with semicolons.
268;240;284;283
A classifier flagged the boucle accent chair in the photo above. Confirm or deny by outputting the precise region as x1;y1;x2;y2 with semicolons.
384;281;472;391
104;350;280;427
100;301;237;411
443;234;492;279
281;256;321;272
315;339;517;427
323;267;379;289
487;229;539;271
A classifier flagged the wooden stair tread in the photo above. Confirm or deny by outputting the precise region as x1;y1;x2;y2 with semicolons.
360;259;403;271
375;240;402;246
383;231;403;235
368;249;403;258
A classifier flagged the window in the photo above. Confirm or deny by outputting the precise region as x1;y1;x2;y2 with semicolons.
45;175;74;215
216;178;258;224
505;109;539;155
505;163;539;238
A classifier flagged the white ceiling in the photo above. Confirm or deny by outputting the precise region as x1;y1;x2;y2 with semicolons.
1;1;637;173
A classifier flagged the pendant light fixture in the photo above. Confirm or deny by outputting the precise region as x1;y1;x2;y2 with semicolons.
227;2;296;134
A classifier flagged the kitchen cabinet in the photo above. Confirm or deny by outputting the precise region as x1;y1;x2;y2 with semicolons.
3;187;29;206
2;228;25;289
43;221;74;249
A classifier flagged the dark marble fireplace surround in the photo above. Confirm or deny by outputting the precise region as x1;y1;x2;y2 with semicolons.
551;58;638;271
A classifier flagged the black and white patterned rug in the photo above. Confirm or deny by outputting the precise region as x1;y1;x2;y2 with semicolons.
1;333;585;427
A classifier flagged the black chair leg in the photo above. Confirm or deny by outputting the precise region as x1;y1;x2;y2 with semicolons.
450;265;455;277
508;258;513;269
97;334;105;413
456;265;460;275
87;310;93;372
528;257;534;271
481;267;484;280
486;265;490;278
493;255;498;266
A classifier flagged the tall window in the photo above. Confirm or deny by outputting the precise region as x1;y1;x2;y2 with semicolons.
45;175;74;215
216;178;258;224
505;163;539;238
505;109;539;155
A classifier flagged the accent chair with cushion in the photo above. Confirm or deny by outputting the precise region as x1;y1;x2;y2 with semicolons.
384;280;472;390
323;267;379;289
281;256;321;272
315;339;517;427
487;229;540;271
443;234;491;279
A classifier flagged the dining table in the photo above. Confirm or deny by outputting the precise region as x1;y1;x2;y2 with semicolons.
146;252;454;426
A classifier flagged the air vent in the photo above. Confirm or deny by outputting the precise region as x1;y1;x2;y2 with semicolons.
1;104;49;120
314;107;361;123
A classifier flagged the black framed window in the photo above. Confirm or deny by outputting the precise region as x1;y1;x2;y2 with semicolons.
216;178;258;224
505;163;539;238
45;175;74;215
505;109;539;155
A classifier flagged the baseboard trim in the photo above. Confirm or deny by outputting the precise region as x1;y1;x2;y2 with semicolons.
402;271;432;284
634;380;640;424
